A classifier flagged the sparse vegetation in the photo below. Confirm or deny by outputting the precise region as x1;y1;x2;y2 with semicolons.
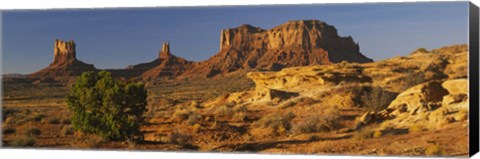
359;87;398;112
413;48;428;54
85;135;104;148
61;125;75;136
292;109;341;134
354;128;374;141
61;118;71;124
424;145;445;156
48;117;61;124
372;130;383;138
192;124;202;133
24;127;42;137
409;125;425;133
33;113;46;122
66;71;147;141
10;135;36;147
255;112;296;136
166;131;193;147
1;43;469;156
213;105;234;117
186;112;202;126
172;108;193;121
2;127;16;135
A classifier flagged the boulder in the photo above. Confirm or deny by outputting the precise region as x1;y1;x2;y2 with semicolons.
386;81;449;116
441;79;468;95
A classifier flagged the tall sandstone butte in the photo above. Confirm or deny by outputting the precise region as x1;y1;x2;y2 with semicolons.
181;20;373;78
29;20;373;83
29;39;97;83
140;42;193;81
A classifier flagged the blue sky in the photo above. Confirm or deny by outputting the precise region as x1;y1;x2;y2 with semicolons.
2;2;469;74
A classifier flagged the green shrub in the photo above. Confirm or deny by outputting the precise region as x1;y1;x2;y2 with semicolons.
66;71;147;141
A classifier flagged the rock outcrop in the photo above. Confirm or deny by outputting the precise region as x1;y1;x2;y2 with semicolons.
181;20;372;78
375;79;468;130
29;39;97;83
246;44;467;102
247;64;372;100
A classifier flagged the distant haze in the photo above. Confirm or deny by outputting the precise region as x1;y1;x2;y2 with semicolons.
2;2;468;74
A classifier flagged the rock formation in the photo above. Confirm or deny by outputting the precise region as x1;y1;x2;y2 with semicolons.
29;39;97;83
181;20;372;78
137;42;193;81
52;39;76;66
29;20;375;84
159;42;171;58
374;79;468;130
246;44;467;102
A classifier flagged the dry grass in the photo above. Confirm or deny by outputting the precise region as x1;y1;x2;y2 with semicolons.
408;125;426;133
372;130;383;138
186;112;202;126
24;127;42;137
191;124;202;133
255;112;296;136
10;135;36;147
2;127;16;135
358;87;398;112
172;108;193;121
61;125;75;136
85;135;104;148
353;128;374;141
166;131;193;147
424;145;445;156
48;117;61;124
33;113;46;122
291;110;341;134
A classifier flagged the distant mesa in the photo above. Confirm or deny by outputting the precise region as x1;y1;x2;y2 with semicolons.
112;42;193;81
136;42;193;81
27;20;374;84
180;19;372;78
29;39;97;83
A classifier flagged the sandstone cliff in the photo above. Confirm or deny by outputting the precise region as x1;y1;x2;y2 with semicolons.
180;20;372;78
29;39;97;83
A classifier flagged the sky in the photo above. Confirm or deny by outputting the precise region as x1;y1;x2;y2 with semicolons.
1;2;469;74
